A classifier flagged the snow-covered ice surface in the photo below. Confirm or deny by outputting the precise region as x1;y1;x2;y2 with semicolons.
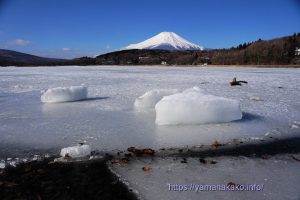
41;85;87;103
111;154;300;200
0;66;299;158
1;66;300;200
155;86;242;125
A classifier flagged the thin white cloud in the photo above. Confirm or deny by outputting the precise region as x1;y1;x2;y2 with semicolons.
105;45;110;49
62;47;71;51
7;39;31;46
33;48;98;59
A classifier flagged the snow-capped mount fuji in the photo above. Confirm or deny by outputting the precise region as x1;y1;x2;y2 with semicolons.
125;32;204;51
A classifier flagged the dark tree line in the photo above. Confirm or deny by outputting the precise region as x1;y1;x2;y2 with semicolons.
210;33;300;65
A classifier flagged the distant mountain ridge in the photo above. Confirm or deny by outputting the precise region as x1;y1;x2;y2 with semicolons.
0;49;66;66
125;32;204;51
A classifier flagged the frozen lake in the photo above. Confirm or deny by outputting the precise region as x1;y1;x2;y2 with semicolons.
0;66;300;158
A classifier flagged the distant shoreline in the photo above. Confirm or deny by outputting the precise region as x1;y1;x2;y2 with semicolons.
2;64;300;68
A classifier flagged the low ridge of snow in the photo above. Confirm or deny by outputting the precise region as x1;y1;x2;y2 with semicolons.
155;87;243;125
126;32;204;51
41;86;87;103
134;89;179;110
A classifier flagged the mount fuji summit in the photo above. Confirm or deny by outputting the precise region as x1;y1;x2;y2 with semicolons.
125;32;204;51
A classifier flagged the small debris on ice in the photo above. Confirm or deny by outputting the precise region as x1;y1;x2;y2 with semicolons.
210;160;217;164
211;140;224;148
250;96;263;101
181;158;188;163
261;154;271;159
142;166;152;172
127;147;155;156
111;158;130;165
230;77;248;86
124;153;132;157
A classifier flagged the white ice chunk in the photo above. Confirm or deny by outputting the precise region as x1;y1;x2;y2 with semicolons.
0;161;5;169
155;87;243;125
291;124;299;129
60;144;91;158
9;161;17;167
41;86;87;103
134;89;179;109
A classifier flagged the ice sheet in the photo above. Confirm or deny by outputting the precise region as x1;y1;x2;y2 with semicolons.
0;66;299;158
112;154;300;200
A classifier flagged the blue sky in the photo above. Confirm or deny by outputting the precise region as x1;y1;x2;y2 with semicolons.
0;0;299;58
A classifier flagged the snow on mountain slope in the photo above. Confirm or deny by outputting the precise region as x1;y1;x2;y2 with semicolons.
125;32;204;51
